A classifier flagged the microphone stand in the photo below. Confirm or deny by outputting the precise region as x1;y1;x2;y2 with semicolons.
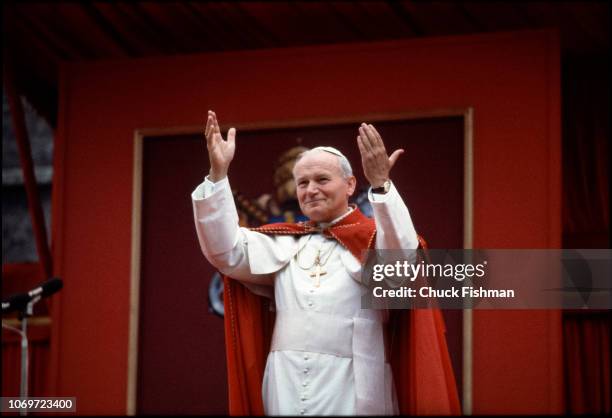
2;295;41;416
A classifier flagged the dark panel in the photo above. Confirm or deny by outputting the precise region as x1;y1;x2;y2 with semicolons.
137;115;464;413
138;137;229;414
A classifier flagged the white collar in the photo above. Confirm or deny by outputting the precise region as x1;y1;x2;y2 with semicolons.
317;206;354;229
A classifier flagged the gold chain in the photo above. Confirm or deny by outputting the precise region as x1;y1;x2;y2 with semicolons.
295;235;337;270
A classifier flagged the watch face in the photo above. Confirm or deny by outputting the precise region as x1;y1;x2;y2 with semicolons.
384;180;391;192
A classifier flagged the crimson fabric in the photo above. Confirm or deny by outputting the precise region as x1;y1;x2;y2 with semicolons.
562;57;609;248
223;277;274;414
563;312;611;414
249;208;376;262
561;57;610;415
222;208;460;415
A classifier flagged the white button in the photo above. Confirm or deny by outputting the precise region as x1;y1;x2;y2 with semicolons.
300;409;305;415
303;367;309;374
307;301;313;307
302;381;308;387
304;354;309;360
301;395;307;401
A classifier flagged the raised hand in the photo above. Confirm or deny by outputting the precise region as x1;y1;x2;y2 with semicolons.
356;123;404;188
205;110;236;182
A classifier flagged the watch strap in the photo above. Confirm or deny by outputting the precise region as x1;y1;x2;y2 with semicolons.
372;180;391;194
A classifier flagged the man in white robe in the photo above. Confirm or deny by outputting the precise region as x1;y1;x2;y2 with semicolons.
192;110;419;415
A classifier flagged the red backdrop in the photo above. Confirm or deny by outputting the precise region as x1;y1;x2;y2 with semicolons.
49;29;561;414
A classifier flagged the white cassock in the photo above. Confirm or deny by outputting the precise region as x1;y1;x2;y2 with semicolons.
191;176;419;416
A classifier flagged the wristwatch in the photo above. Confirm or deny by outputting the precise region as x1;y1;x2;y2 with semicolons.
372;180;391;194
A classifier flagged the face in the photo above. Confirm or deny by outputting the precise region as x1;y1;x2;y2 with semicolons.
293;152;356;223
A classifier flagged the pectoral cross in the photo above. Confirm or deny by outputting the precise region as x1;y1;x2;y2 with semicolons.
309;255;327;287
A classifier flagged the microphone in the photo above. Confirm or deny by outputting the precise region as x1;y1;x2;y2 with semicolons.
2;278;63;314
27;277;63;299
2;293;31;314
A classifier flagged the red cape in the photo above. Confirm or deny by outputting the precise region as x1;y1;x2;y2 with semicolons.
223;208;461;415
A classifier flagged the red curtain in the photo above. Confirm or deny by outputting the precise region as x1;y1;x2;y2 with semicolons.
562;57;610;247
562;56;610;414
563;311;611;414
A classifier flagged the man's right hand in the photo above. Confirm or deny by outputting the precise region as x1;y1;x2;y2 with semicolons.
205;110;236;182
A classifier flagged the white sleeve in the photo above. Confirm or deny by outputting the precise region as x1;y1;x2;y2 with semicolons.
369;182;419;288
191;176;292;284
369;182;419;250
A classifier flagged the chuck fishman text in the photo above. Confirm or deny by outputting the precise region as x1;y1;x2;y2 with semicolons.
372;286;515;299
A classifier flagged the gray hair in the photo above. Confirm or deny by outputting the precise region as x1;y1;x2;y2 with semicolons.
295;146;353;178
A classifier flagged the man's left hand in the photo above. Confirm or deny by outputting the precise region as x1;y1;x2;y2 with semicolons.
357;123;404;188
